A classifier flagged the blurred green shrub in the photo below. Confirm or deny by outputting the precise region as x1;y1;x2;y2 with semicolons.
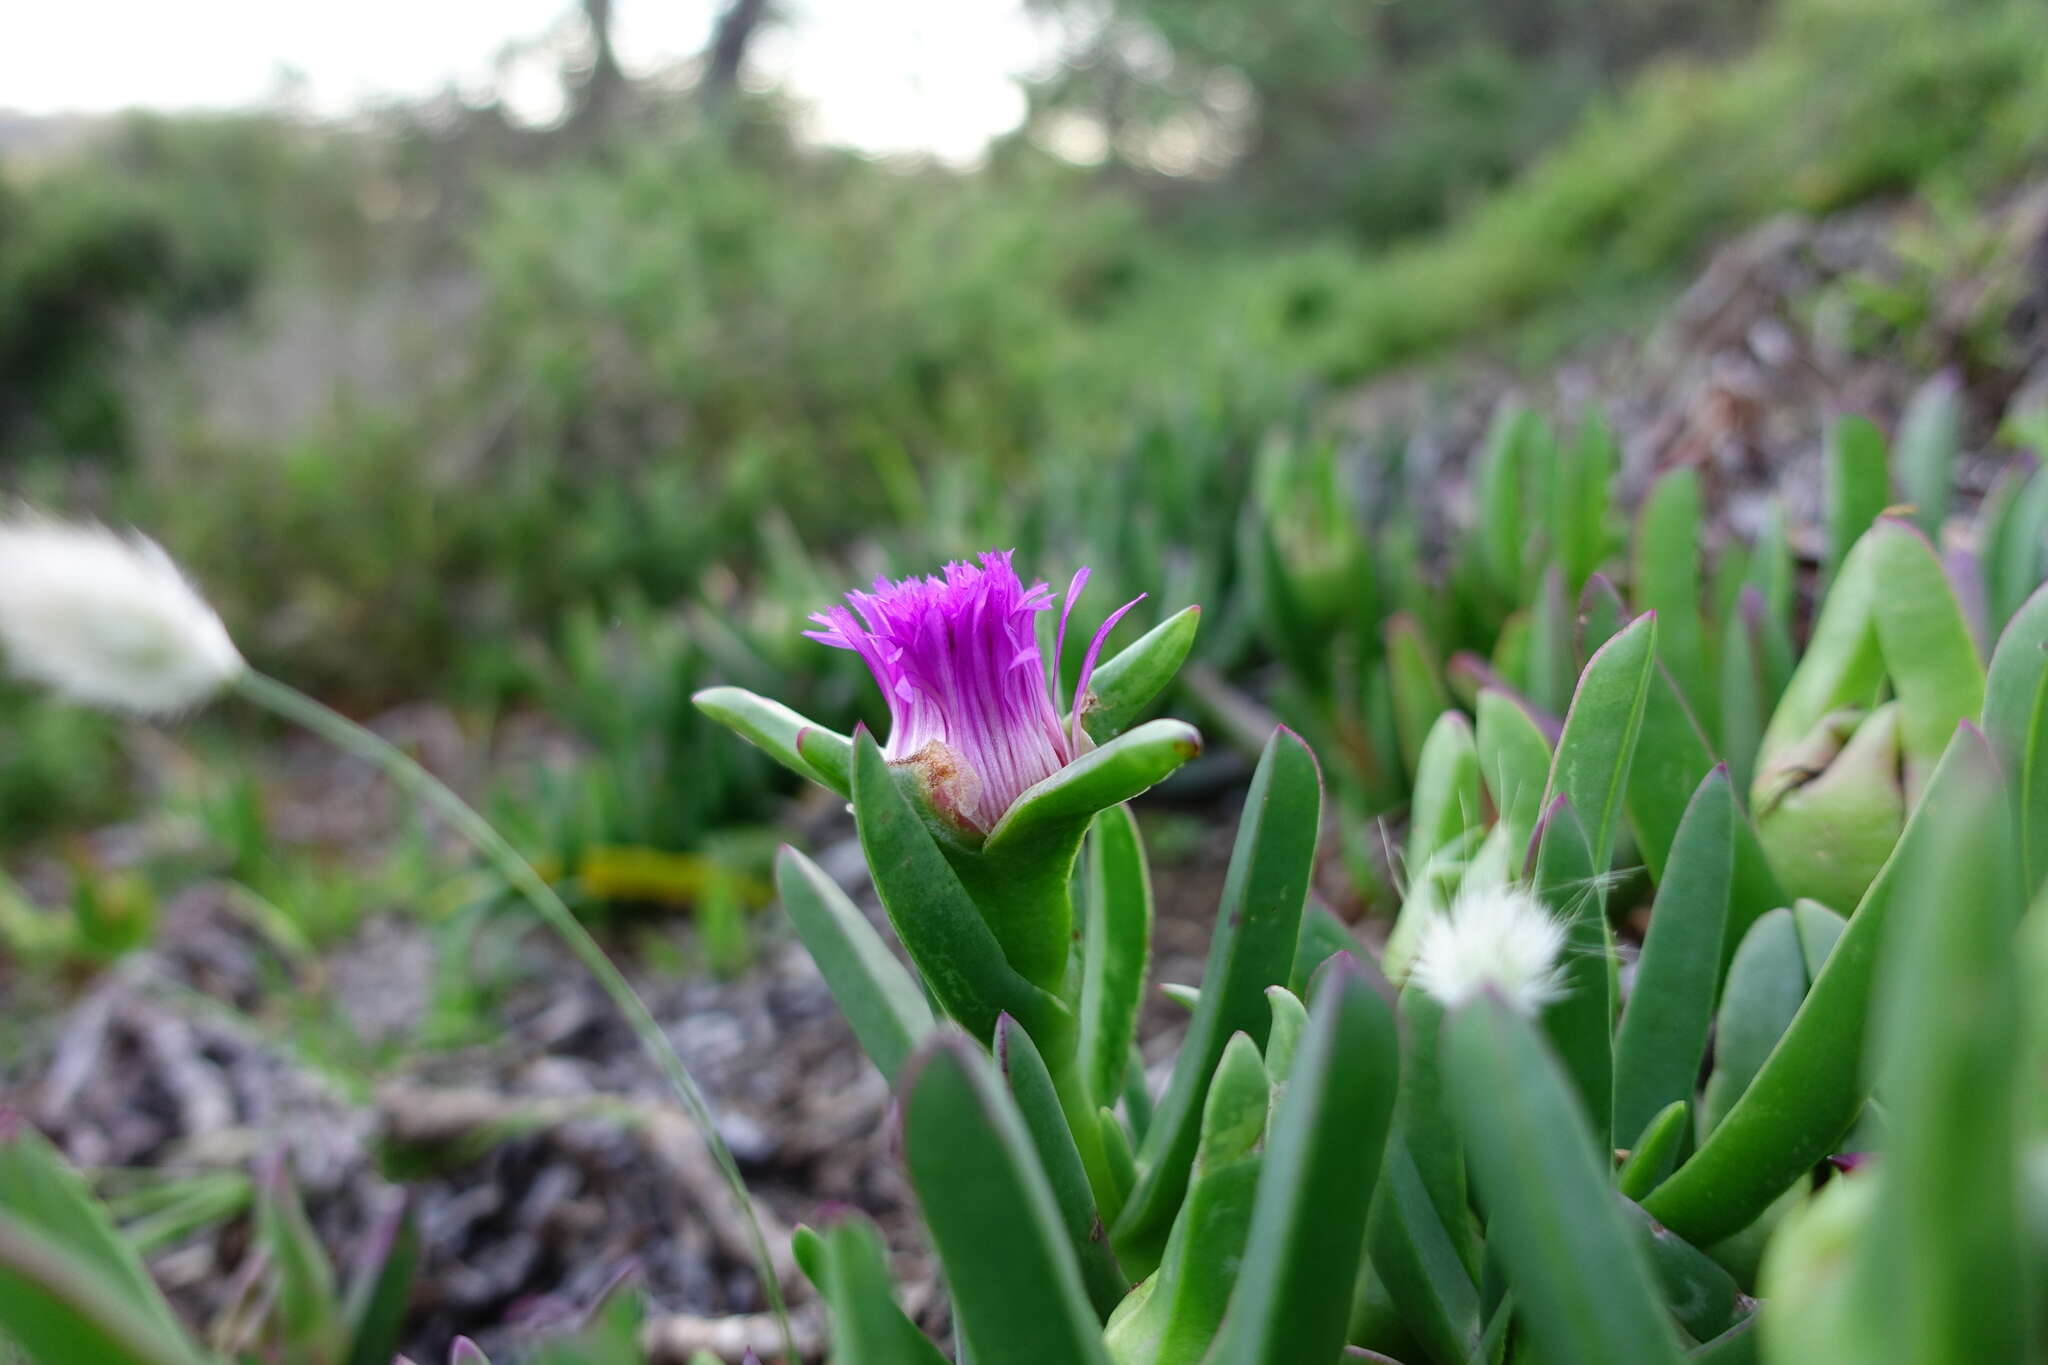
0;113;369;459
1312;0;2048;376
0;686;126;846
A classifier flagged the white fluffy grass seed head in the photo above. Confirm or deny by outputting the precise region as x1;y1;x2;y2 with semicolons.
0;515;243;716
1409;883;1568;1016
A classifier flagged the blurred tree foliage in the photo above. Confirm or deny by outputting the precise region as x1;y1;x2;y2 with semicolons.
0;0;2041;706
1021;0;1773;242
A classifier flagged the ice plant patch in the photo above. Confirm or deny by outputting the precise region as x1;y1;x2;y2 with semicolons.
807;551;1142;833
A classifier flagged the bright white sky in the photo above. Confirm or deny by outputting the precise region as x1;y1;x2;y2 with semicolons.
1;0;1060;162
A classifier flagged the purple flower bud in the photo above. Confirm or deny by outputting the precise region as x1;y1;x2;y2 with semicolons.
808;551;1140;833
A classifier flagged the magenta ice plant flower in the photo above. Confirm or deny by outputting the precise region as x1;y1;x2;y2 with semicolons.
806;551;1142;834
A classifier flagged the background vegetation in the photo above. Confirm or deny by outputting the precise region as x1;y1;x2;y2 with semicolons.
4;0;2048;1354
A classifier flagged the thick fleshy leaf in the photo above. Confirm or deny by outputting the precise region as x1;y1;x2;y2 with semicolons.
1261;987;1308;1085
1613;770;1735;1145
1367;1146;1483;1365
692;685;848;794
851;728;1075;1052
1290;904;1362;994
1756;528;1885;776
0;1214;210;1365
1388;613;1452;781
1856;757;2032;1361
1822;414;1890;590
1405;712;1483;881
1080;806;1155;1112
1203;963;1399;1365
0;1123;194;1351
1446;996;1686;1365
1979;464;2048;631
1633;470;1713;736
1754;702;1906;914
1470;401;1538;601
996;1015;1129;1318
1531;799;1615;1142
1645;725;1998;1245
1717;590;1768;799
1756;1175;1881;1365
1476;688;1553;859
1699;909;1810;1135
1616;1100;1690;1202
1544;612;1656;874
899;1032;1112;1365
1618;1198;1743;1344
1115;728;1320;1275
1104;1034;1268;1365
1389;986;1477;1281
1526;564;1575;714
1082;606;1203;742
1557;413;1620;590
1579;574;1628;666
985;720;1202;854
1624;660;1716;883
1867;518;1983;788
776;845;934;1082
1895;370;1961;540
1982;583;2048;890
794;1215;950;1365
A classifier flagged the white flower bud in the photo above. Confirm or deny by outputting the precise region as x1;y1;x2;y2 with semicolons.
1409;884;1569;1016
0;515;243;716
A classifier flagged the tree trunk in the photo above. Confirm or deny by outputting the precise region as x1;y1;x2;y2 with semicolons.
702;0;771;110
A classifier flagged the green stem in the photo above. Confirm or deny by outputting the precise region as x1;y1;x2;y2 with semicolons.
233;671;794;1358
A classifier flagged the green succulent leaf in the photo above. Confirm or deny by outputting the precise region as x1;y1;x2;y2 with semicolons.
1617;1198;1744;1344
1476;688;1553;859
795;1214;950;1365
1700;908;1810;1135
1115;728;1320;1275
692;685;849;795
1867;518;1983;789
0;1213;212;1365
1447;996;1687;1365
1082;606;1204;743
1982;583;2048;890
1613;768;1735;1146
1080;806;1156;1112
1203;962;1400;1365
1544;611;1656;875
996;1015;1130;1318
1388;613;1453;780
1633;469;1714;736
1822;414;1890;591
900;1032;1113;1365
1531;799;1616;1143
850;728;1075;1053
1895;370;1961;540
1857;752;2032;1361
1616;1100;1691;1202
775;845;934;1083
1645;723;1999;1246
1105;1034;1269;1365
985;720;1203;855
